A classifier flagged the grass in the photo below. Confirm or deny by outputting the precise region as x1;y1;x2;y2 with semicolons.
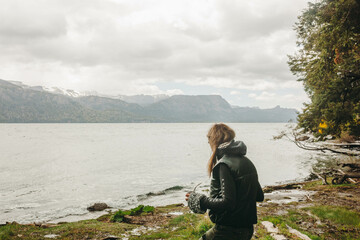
258;204;360;240
2;206;358;240
303;180;323;189
307;206;360;226
0;220;135;240
0;205;213;240
129;213;212;240
2;180;360;240
261;210;324;240
303;179;358;190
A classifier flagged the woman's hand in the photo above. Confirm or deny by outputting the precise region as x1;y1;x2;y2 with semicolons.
185;192;190;201
187;192;206;214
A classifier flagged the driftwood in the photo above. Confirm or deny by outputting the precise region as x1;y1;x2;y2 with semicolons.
312;163;360;185
291;138;360;156
311;171;329;185
263;182;305;193
340;163;360;171
274;126;360;185
273;128;360;157
332;169;360;184
332;143;360;150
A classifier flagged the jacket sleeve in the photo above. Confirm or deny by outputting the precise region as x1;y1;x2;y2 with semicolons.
188;192;206;214
200;163;236;211
256;181;264;202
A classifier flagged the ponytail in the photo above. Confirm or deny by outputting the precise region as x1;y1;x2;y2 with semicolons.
206;123;235;177
207;148;218;177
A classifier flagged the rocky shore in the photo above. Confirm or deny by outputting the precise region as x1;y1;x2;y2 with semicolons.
1;179;359;240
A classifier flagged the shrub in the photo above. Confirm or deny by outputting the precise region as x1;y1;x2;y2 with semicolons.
110;205;155;222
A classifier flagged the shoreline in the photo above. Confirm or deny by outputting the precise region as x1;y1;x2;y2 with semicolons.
1;177;312;226
1;179;359;239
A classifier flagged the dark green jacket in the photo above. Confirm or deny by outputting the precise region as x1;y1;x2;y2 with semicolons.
209;140;264;228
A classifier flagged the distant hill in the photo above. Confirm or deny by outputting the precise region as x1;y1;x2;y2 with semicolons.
0;79;150;122
144;95;234;122
0;79;298;123
116;94;170;106
232;106;299;122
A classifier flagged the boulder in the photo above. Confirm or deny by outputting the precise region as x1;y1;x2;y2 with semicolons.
87;203;109;211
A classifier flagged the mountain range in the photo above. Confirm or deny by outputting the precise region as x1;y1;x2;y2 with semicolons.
0;79;298;123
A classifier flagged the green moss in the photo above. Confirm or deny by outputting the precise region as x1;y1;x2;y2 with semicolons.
0;219;134;240
303;180;323;189
169;215;186;225
110;209;128;222
96;212;113;222
110;205;155;222
143;205;155;213
261;211;321;240
169;214;198;226
130;213;207;240
308;206;360;226
328;183;358;188
2;200;359;240
194;218;213;236
130;205;144;216
254;223;275;240
0;224;17;240
262;237;275;240
154;204;185;214
130;232;172;239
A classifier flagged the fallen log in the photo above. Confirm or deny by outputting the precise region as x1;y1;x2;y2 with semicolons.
332;169;360;184
311;171;328;185
263;183;303;193
339;163;360;171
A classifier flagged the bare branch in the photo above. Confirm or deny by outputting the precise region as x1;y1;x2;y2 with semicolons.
273;126;360;157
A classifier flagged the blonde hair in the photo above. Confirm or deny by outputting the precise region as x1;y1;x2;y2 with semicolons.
207;123;235;176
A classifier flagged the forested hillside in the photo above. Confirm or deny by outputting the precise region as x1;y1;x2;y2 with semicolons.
0;79;298;123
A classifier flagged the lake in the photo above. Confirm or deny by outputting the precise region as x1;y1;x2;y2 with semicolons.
0;123;314;224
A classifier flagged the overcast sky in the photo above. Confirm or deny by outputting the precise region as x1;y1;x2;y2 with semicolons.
0;0;311;109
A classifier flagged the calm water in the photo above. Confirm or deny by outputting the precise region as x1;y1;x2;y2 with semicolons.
0;123;314;224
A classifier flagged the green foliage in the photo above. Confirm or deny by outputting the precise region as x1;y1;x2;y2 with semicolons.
143;205;155;213
110;209;129;222
0;225;16;240
169;215;186;225
262;216;282;226
194;218;213;236
110;205;155;223
261;213;322;240
308;206;360;226
129;205;144;216
166;213;209;239
288;0;360;138
0;219;134;240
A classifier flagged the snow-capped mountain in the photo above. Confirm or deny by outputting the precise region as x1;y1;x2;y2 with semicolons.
41;87;89;98
8;81;169;104
1;79;298;123
9;81;89;98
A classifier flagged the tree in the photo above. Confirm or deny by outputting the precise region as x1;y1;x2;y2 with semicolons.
288;0;360;138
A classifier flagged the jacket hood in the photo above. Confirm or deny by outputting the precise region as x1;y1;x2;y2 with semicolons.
217;139;247;158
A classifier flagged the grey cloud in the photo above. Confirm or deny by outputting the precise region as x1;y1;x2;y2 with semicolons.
0;0;67;42
216;0;307;40
0;0;309;95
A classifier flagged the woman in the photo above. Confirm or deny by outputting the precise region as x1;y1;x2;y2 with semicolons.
186;123;264;240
